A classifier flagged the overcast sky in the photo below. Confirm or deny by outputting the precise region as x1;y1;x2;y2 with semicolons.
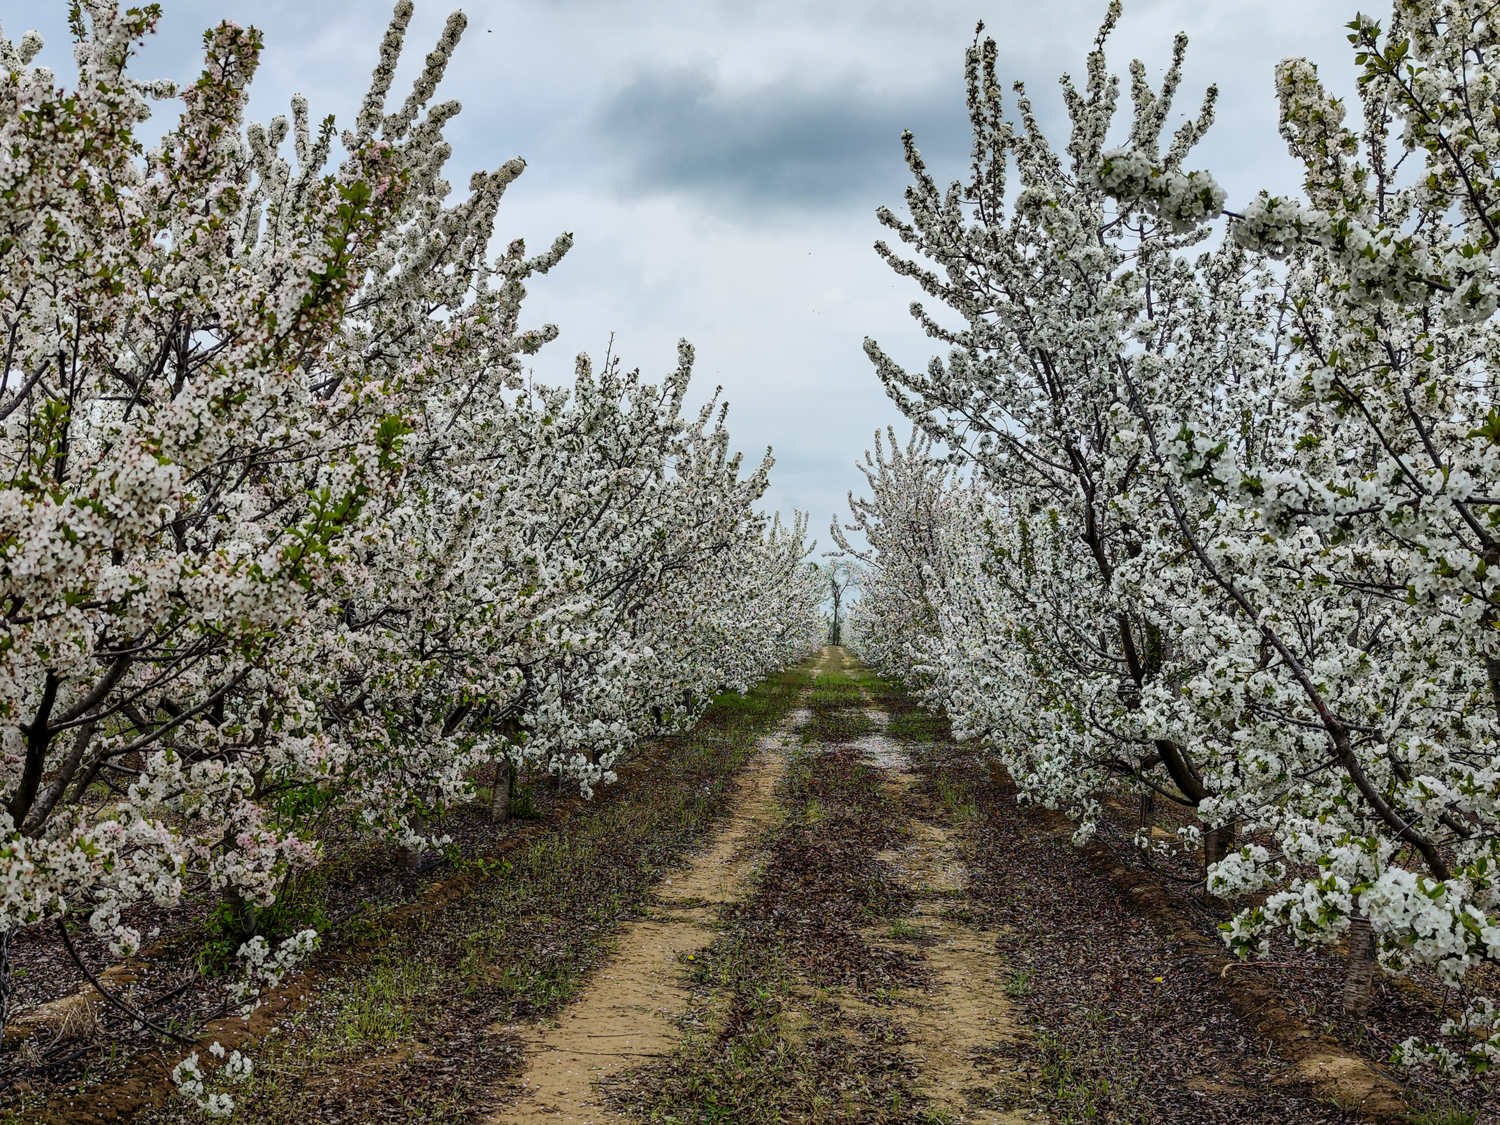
13;0;1360;551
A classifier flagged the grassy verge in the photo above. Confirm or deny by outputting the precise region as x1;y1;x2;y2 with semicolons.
4;664;814;1125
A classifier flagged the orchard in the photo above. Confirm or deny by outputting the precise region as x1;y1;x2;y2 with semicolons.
0;0;1497;1122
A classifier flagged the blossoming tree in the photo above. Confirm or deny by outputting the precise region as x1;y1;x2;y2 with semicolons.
0;0;822;1057
861;5;1251;860
858;0;1500;1075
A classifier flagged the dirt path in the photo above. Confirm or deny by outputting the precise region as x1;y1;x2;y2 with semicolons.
494;650;1032;1123
846;710;1030;1123
486;716;802;1123
591;649;1040;1122
867;777;1027;1120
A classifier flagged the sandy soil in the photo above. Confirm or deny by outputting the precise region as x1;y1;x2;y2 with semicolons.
853;730;1030;1125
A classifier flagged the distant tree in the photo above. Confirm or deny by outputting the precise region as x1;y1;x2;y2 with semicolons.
820;560;862;646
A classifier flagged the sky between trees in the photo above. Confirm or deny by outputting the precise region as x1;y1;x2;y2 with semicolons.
19;0;1359;546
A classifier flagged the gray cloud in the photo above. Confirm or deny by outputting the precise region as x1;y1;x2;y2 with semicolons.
596;68;971;209
12;0;1363;546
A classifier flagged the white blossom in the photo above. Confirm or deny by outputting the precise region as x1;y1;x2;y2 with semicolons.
857;1;1500;1077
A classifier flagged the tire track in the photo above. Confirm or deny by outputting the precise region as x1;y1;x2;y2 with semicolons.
850;699;1031;1123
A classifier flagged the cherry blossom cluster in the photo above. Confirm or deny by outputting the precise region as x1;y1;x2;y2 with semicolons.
855;0;1500;1076
0;0;823;1056
171;1040;252;1118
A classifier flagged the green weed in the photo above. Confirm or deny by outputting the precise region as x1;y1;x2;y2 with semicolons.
1407;1101;1481;1125
196;885;333;978
1003;968;1035;998
934;777;977;821
331;959;428;1046
510;783;541;819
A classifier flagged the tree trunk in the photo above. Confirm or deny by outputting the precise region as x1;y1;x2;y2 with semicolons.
1485;653;1500;720
235;892;261;939
24;719;95;836
0;929;13;1041
401;792;434;870
1203;822;1237;900
1138;791;1156;834
490;758;515;822
1342;910;1376;1017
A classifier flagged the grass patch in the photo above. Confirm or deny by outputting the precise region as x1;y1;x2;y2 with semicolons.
1407;1101;1481;1125
799;709;875;743
1003;967;1035;998
933;775;977;821
885;708;950;744
806;674;865;710
887;919;923;942
1025;1028;1155;1125
799;671;876;744
706;666;816;731
845;661;953;743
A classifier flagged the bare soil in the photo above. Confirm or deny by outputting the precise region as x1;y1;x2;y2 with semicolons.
859;734;1027;1123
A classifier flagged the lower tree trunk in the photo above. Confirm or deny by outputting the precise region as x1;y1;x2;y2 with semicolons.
1138;791;1156;834
225;890;260;941
491;758;515;822
402;791;435;870
1203;822;1237;900
0;929;13;1040
1342;910;1376;1016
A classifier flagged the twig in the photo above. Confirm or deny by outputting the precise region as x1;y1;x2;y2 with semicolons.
402;853;447;878
141;974;201;1011
1219;961;1304;978
56;920;196;1046
0;1044;94;1092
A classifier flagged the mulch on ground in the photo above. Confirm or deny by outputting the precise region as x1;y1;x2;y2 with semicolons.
915;740;1434;1124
